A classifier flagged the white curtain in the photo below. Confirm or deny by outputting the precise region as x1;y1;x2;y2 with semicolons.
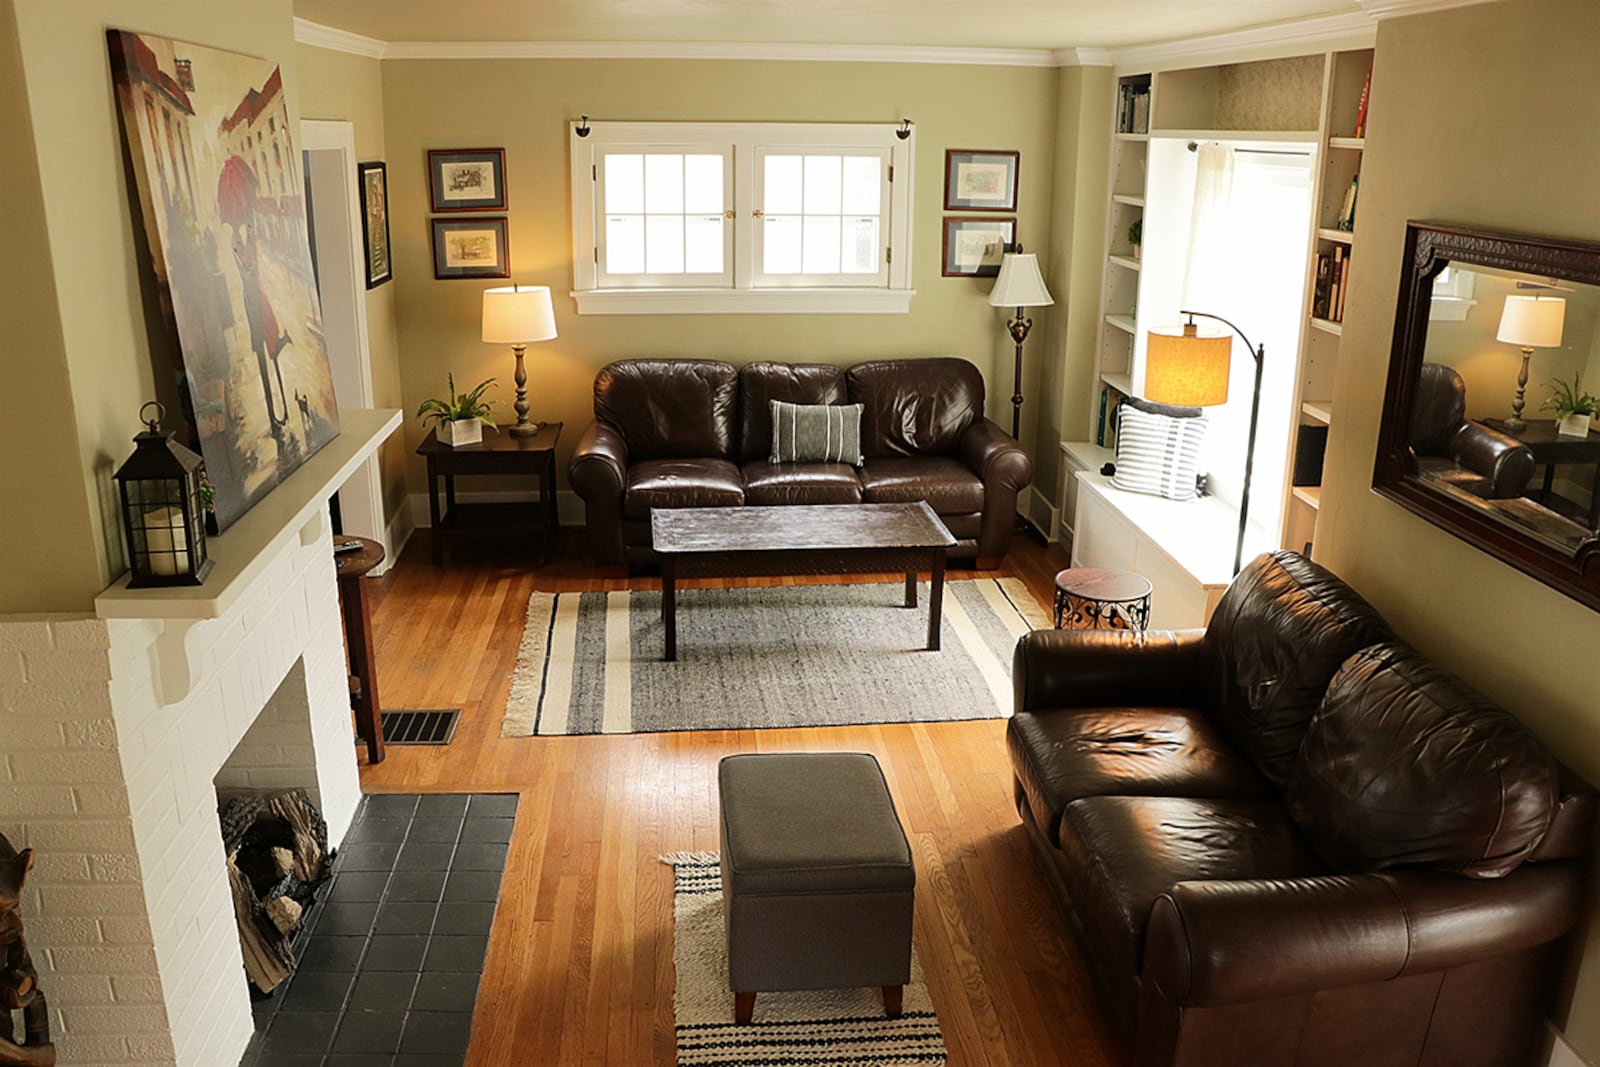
1180;143;1236;313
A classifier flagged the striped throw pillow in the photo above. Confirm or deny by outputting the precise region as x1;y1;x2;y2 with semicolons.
769;400;865;466
1111;399;1208;500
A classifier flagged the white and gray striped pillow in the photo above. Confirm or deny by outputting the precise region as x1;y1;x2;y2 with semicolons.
769;400;865;466
1112;400;1208;500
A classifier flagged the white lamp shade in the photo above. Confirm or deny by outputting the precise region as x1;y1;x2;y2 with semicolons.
1496;295;1565;348
482;285;557;344
988;253;1054;308
1145;324;1232;407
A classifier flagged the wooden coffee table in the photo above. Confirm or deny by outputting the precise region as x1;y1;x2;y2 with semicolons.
650;502;956;661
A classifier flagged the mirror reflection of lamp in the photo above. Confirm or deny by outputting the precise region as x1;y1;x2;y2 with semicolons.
1496;294;1565;431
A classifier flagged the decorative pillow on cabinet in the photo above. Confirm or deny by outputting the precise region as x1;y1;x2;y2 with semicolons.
1111;396;1207;501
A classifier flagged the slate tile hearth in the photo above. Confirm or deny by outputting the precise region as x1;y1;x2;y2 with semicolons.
242;793;516;1067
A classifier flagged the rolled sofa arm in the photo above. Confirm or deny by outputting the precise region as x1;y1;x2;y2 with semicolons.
958;418;1034;561
1450;422;1536;499
568;420;629;567
1141;864;1585;1009
1013;628;1208;714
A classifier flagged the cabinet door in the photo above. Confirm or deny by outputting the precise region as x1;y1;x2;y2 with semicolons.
1071;485;1138;572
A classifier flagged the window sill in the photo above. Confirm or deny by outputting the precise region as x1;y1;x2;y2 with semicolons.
571;287;915;315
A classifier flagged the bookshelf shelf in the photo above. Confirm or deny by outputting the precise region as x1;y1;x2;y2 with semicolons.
1105;314;1136;335
1102;371;1133;396
1108;254;1142;272
1112;194;1146;207
1292;486;1323;510
1317;228;1355;245
1309;317;1343;336
1114;132;1149;143
1301;400;1333;425
1328;136;1365;151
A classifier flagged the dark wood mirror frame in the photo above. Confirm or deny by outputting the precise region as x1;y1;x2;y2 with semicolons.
1374;221;1600;612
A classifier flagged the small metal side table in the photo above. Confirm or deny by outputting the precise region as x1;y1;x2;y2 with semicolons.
335;536;386;765
417;422;562;565
1054;567;1153;631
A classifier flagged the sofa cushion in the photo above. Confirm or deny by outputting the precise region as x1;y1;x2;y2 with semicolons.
1287;643;1559;878
738;362;849;463
1058;796;1324;1018
624;459;744;519
1007;708;1274;847
847;358;983;458
859;456;984;513
595;359;738;461
1202;550;1394;788
741;461;863;506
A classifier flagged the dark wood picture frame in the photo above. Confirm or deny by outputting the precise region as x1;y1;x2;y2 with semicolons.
1373;220;1600;612
942;216;1015;277
357;161;391;289
427;147;508;212
944;149;1019;212
431;217;511;280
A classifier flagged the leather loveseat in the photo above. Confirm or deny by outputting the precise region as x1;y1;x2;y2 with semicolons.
568;357;1034;566
1008;550;1594;1067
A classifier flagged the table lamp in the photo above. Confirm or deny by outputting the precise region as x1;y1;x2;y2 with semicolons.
482;285;558;436
988;251;1054;441
1495;294;1565;431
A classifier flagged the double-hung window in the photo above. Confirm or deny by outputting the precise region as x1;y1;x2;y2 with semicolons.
571;122;914;314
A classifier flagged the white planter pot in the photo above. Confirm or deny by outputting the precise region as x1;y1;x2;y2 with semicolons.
439;418;483;447
1556;413;1592;438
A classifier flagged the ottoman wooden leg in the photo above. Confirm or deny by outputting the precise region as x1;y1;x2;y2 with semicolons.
735;991;756;1024
882;985;903;1018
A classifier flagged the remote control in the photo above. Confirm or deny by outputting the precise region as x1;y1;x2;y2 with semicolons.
334;539;364;554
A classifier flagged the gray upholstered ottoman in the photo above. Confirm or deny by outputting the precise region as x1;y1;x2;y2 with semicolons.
717;752;915;1024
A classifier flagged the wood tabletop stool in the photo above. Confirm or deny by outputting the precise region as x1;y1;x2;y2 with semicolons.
1054;566;1153;631
335;536;385;764
717;752;914;1025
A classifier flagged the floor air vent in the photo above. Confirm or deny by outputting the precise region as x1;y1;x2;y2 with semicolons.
373;709;461;745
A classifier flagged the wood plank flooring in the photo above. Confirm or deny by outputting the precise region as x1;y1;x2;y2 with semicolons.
358;530;1129;1067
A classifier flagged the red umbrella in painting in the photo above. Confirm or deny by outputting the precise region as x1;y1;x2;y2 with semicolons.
218;154;290;428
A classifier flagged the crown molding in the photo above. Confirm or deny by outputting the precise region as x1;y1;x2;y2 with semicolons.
381;39;1059;66
1053;47;1113;67
1109;11;1376;70
293;18;387;58
1355;0;1506;17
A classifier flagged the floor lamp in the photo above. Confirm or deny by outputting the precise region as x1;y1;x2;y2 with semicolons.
1145;311;1264;574
988;251;1054;441
482;285;558;436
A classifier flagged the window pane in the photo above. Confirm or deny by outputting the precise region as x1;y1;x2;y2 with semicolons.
764;155;802;215
645;214;684;273
763;215;802;274
841;217;879;273
604;154;644;214
684;155;724;214
644;154;684;214
684;215;723;273
802;215;842;274
803;155;842;215
842;156;881;215
605;215;644;274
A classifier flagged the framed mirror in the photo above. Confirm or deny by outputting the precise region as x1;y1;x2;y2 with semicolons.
1374;222;1600;611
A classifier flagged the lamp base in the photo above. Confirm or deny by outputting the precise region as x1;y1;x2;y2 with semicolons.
1501;416;1527;432
509;421;544;437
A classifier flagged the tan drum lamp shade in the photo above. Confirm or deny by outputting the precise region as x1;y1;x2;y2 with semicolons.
482;285;558;436
1495;294;1566;430
988;252;1054;441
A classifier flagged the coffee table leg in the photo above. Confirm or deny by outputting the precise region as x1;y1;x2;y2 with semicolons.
663;563;677;662
927;554;945;651
904;570;917;608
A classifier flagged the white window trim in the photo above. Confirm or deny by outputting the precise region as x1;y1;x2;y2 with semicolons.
570;121;915;315
1430;265;1478;322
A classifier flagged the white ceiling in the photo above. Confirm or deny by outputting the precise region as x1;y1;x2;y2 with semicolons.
291;0;1373;52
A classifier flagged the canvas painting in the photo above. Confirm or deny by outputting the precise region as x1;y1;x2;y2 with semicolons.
108;30;341;532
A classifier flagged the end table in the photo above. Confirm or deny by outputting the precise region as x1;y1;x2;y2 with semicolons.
417;422;562;565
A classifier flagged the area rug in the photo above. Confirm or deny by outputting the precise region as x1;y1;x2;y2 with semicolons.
503;578;1046;736
662;853;946;1067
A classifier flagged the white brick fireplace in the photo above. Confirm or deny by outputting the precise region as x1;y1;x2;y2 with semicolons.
0;410;398;1066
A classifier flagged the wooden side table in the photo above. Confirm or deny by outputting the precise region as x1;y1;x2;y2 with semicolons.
1054;567;1153;631
335;536;386;764
417;422;562;565
1480;418;1600;528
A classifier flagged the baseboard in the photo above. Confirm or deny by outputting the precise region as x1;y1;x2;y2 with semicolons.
1021;486;1060;544
408;490;585;528
381;506;416;572
1542;1022;1596;1067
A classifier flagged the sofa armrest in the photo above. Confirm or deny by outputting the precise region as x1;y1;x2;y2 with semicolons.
1450;422;1536;499
1141;864;1584;1009
1013;628;1208;714
958;417;1033;489
568;420;629;566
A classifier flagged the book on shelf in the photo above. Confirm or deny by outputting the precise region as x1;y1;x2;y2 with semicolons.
1353;62;1373;138
1117;82;1151;134
1335;249;1352;322
1312;253;1333;320
1329;245;1345;323
1096;388;1108;445
1336;171;1360;232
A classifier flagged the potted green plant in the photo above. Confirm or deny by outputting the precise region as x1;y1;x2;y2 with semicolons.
1542;373;1598;437
1128;218;1142;260
417;374;498;447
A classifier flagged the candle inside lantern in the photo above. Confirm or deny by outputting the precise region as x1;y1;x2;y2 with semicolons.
143;505;189;576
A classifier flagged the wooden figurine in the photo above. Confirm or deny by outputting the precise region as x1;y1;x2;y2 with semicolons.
0;834;54;1067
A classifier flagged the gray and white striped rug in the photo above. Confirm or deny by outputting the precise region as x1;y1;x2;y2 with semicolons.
502;579;1046;736
664;853;946;1067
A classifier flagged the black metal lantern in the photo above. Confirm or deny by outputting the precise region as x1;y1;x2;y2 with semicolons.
113;402;213;587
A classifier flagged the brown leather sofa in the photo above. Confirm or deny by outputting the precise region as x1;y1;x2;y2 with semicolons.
568;357;1034;566
1008;551;1594;1067
1412;362;1535;499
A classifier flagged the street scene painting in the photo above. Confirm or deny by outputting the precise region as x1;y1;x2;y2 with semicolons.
108;30;341;532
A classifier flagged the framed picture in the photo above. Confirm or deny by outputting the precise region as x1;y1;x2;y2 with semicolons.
431;217;511;279
942;216;1015;277
944;149;1019;212
357;161;391;289
428;148;507;212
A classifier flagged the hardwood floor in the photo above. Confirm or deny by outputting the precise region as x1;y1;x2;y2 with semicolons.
358;530;1129;1067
